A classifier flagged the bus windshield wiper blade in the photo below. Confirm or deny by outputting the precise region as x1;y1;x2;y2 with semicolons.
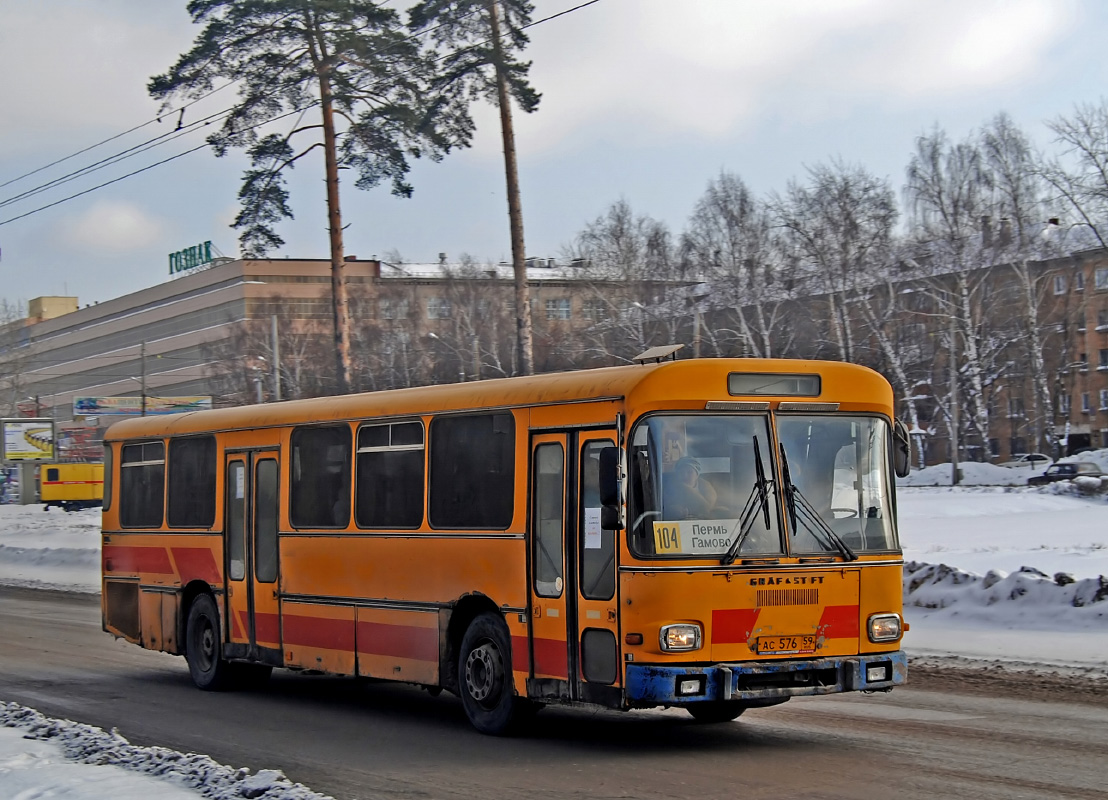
721;436;774;565
778;445;858;562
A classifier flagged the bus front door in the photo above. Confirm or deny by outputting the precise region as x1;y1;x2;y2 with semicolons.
528;431;621;705
223;451;282;665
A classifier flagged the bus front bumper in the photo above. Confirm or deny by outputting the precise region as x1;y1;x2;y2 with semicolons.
624;651;908;707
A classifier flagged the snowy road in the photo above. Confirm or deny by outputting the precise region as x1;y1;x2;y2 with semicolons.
1;587;1106;800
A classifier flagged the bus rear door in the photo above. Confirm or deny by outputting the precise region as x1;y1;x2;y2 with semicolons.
223;450;282;665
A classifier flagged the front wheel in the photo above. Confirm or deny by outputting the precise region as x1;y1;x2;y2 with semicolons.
185;594;234;691
686;702;747;723
458;612;527;735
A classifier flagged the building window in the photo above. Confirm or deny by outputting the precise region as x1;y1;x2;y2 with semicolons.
1054;275;1067;295
1096;267;1108;290
1099;349;1108;370
1060;394;1071;414
545;298;571;320
1082;392;1092;413
1009;437;1026;455
1076;271;1086;291
426;297;452;319
1006;398;1024;418
380;297;409;320
1100;389;1108;410
582;298;609;321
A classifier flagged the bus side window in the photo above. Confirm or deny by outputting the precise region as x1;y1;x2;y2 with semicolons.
119;441;165;528
290;426;352;528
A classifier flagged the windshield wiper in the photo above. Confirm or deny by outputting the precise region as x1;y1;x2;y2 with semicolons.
778;444;858;562
721;436;774;565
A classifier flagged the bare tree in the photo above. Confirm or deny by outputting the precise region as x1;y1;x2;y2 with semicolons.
683;172;793;358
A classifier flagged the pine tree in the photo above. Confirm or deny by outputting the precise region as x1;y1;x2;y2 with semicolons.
408;0;540;375
150;0;472;393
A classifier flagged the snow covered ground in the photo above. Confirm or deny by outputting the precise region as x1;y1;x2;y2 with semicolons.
1;470;1106;796
0;703;332;800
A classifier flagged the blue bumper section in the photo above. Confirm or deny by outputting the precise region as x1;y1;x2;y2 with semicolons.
625;651;908;707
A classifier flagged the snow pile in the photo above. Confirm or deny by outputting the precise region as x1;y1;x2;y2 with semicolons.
0;702;334;800
904;561;1108;622
0;505;101;593
899;461;1031;486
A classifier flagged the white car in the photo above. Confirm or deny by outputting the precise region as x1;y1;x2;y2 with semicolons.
998;453;1052;469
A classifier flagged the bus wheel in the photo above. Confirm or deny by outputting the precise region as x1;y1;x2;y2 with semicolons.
459;612;521;735
686;702;746;723
185;594;233;691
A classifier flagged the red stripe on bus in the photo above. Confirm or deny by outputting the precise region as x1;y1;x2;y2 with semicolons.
170;548;221;585
102;545;173;575
532;636;568;679
510;635;530;673
254;612;281;645
817;605;860;638
231;609;244;640
711;608;761;644
283;613;354;651
356;621;438;662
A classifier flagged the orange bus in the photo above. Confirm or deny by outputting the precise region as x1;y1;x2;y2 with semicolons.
101;355;911;734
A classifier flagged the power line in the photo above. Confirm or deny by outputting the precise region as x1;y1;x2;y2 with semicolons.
0;104;317;228
0;81;234;191
0;0;604;229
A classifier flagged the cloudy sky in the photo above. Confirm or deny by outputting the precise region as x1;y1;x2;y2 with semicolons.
1;0;1106;307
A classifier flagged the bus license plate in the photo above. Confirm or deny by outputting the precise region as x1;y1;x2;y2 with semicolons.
755;635;816;655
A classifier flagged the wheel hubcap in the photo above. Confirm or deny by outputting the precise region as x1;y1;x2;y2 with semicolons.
464;642;503;706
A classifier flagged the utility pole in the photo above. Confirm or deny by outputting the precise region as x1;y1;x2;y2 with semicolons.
488;0;534;376
140;342;147;417
949;315;959;486
271;315;281;401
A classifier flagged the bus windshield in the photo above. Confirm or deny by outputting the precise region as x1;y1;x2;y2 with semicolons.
776;415;897;553
629;415;783;558
629;413;898;557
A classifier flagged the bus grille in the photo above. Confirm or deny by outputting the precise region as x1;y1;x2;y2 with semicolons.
756;588;819;607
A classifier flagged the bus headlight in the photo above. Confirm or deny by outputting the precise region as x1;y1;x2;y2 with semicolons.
867;613;902;642
659;623;702;652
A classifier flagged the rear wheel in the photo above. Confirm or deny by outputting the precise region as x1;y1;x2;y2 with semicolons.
458;612;527;735
686;702;746;723
185;594;234;690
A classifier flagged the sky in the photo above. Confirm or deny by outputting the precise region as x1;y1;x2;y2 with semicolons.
2;0;1108;308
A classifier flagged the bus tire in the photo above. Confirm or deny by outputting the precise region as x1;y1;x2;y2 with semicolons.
686;702;746;723
185;594;234;691
458;612;522;735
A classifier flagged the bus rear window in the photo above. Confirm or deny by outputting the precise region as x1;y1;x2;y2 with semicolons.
120;441;165;528
429;413;514;529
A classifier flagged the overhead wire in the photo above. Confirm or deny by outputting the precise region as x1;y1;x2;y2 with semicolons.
0;0;604;229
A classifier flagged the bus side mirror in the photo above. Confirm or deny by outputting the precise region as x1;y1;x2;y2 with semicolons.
598;447;625;530
893;419;911;478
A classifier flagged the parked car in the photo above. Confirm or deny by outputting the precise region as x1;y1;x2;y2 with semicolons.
1027;462;1104;486
999;453;1053;469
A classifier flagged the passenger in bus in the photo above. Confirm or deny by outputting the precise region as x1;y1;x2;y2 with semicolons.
663;457;717;519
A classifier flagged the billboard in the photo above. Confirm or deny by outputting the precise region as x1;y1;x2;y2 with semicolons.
2;418;56;462
73;396;212;416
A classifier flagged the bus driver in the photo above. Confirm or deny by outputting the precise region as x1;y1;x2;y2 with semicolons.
663;457;717;520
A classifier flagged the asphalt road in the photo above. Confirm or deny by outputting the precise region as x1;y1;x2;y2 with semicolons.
1;587;1106;800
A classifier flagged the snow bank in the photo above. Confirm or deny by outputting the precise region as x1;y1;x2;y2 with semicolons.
0;703;333;800
905;561;1108;618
